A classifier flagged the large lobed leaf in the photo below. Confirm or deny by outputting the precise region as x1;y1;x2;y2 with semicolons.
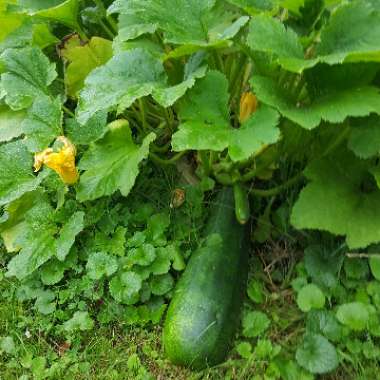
6;196;84;280
252;75;380;129
247;1;380;73
76;48;207;124
108;0;248;51
172;71;280;161
60;35;113;98
291;149;380;249
76;48;166;125
0;46;57;110
77;120;155;201
0;140;44;206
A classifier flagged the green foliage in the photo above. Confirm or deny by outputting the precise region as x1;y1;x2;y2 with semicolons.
77;120;155;201
296;284;325;312
295;334;339;374
1;0;380;377
0;46;57;110
172;71;280;161
291;149;380;249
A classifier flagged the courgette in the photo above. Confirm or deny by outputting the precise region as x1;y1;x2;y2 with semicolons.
163;187;249;369
233;182;250;224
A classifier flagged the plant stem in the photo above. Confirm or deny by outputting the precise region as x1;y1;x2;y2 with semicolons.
249;173;304;197
151;140;171;153
199;151;211;176
322;125;350;157
138;99;148;131
99;19;115;39
212;50;224;72
62;105;75;118
150;151;187;165
75;24;89;42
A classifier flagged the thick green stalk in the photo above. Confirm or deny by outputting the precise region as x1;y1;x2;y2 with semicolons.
249;173;304;197
150;151;187;165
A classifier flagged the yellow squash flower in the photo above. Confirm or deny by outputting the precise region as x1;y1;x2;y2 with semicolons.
239;91;258;123
34;136;79;185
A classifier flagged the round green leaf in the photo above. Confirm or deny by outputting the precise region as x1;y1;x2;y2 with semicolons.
109;271;142;305
369;256;380;280
236;342;252;359
336;302;370;331
297;284;325;312
296;334;338;374
150;273;174;295
242;311;270;338
86;252;118;280
128;244;156;266
0;336;16;355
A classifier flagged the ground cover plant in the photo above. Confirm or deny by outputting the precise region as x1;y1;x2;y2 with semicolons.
1;0;380;378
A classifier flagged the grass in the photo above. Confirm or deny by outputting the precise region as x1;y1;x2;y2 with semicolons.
1;243;380;380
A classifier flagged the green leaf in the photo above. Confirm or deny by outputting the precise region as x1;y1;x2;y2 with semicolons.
348;115;380;159
108;0;248;48
56;211;84;261
296;334;338;374
40;258;66;285
14;0;80;29
304;245;343;288
317;1;380;65
152;65;207;108
297;284;325;312
0;46;57;110
22;95;62;152
172;71;279;161
149;247;172;275
306;310;342;342
109;271;142;305
146;213;170;244
6;203;83;279
150;273;174;295
281;0;306;15
227;0;275;12
0;17;58;53
0;105;25;142
246;2;380;72
65;111;108;146
247;278;265;304
236;341;252;359
291;149;380;249
127;244;156;266
0;12;25;46
34;289;55;314
336;302;370;331
252;75;380;130
76;49;166;125
0;336;16;355
31;23;59;49
63;311;94;332
344;258;369;280
247;15;314;73
369;256;380;280
0;190;42;252
242;311;271;337
86;251;118;280
77;120;155;201
0;140;43;206
61;35;113;98
6;198;57;279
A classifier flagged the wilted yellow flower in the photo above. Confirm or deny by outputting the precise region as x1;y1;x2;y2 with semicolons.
239;92;258;123
33;136;79;185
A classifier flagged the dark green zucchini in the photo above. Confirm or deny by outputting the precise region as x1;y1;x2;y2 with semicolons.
233;182;250;224
163;187;249;369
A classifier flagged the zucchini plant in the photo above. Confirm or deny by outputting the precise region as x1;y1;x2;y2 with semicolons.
1;0;380;372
